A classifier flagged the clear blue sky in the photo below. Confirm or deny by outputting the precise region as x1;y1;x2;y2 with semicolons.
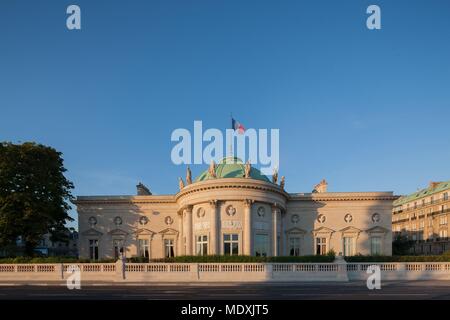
1;0;450;229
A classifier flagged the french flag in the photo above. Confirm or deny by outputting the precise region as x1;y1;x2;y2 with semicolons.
231;118;245;134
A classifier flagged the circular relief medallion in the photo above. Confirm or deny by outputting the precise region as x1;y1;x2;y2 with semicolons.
139;216;149;225
317;214;326;223
257;206;266;217
226;205;236;216
372;213;381;223
291;214;300;224
344;214;353;223
114;216;122;226
165;216;174;225
88;216;97;226
197;207;206;218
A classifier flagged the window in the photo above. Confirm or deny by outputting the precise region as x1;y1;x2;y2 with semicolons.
370;237;382;255
419;221;424;230
89;239;99;260
138;239;150;258
316;237;327;255
439;215;448;225
444;193;449;201
164;239;175;258
113;239;124;259
289;237;301;256
254;234;269;257
428;218;433;227
196;235;208;256
439;230;448;238
223;234;239;255
343;237;355;256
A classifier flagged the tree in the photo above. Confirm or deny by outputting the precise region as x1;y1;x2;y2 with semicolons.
0;142;74;256
392;234;415;255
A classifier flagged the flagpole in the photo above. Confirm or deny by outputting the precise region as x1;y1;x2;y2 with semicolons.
229;113;233;158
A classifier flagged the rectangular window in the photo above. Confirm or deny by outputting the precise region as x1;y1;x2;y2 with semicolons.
343;237;355;256
164;239;175;258
316;237;327;255
289;237;301;256
223;233;239;255
138;239;150;258
370;237;382;255
196;235;208;256
89;239;99;260
419;221;425;229
254;234;269;257
444;193;449;201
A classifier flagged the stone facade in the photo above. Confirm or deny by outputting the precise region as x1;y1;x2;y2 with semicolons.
392;180;450;254
74;159;396;260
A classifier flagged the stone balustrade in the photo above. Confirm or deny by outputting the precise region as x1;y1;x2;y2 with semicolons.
1;261;450;282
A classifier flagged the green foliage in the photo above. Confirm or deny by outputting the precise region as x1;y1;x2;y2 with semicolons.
345;255;450;262
149;255;336;263
326;249;336;257
392;234;415;255
0;142;74;255
127;256;149;263
0;257;115;264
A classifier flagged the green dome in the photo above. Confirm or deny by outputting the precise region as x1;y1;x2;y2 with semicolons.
195;157;271;183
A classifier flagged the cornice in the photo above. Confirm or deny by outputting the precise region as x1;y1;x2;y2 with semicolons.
289;192;399;202
72;195;176;205
175;178;289;201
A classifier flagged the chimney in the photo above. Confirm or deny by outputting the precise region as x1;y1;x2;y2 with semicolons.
136;182;152;195
429;181;441;189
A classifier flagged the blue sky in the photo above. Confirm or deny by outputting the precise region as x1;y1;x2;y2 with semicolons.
1;0;450;229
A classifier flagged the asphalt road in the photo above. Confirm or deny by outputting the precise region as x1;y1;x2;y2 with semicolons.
1;281;450;300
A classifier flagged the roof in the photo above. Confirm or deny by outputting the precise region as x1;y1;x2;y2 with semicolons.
393;180;450;206
195;156;271;183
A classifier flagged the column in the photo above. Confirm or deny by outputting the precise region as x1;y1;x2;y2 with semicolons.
243;199;254;255
272;205;280;256
209;200;219;255
280;211;285;256
184;206;193;255
178;212;184;256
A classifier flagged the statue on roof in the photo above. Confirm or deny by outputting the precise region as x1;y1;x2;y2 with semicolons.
244;160;251;178
208;160;217;178
272;167;278;184
178;177;185;191
280;176;285;190
186;166;192;185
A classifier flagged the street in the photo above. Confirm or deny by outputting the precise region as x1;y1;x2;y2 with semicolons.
1;281;450;300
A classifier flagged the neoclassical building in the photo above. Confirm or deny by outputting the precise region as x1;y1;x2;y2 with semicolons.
74;157;396;260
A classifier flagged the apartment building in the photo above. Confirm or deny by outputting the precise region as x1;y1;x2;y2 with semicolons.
393;180;450;254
